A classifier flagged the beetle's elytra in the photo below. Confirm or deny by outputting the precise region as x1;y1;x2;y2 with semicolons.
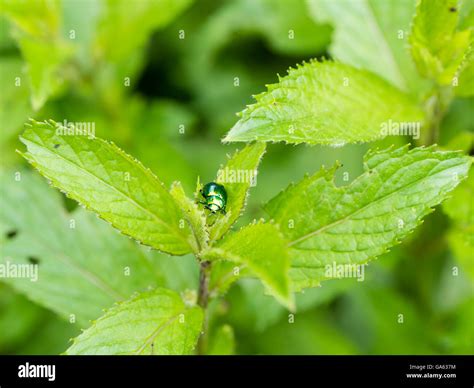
199;182;227;214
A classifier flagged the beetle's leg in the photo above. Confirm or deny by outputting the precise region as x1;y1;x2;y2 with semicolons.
221;208;227;215
204;209;218;226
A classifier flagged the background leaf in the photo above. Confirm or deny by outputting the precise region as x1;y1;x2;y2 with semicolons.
223;61;424;145
1;0;73;109
410;0;471;85
0;170;167;326
66;288;203;355
0;57;33;165
307;0;428;95
265;145;472;291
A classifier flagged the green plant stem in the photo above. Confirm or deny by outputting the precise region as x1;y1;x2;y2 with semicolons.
197;260;211;355
424;86;452;145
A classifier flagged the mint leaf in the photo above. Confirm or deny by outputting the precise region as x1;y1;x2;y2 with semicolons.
308;0;427;94
20;119;194;255
203;221;292;308
265;146;472;291
410;0;472;85
2;0;73;109
0;58;32;138
65;288;203;355
208;142;266;241
223;61;424;145
208;260;250;297
0;171;165;326
170;181;209;252
16;36;72;110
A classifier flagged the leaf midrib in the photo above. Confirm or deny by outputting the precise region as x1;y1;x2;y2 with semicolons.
134;312;182;354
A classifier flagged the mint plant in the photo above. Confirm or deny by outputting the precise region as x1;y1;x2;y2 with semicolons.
16;122;471;354
1;0;472;355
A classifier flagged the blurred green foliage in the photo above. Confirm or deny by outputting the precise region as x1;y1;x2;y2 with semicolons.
0;0;472;355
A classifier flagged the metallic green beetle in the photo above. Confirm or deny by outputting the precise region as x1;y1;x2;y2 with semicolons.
199;182;227;214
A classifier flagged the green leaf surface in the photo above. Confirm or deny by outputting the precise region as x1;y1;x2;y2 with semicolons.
203;221;292;309
308;0;427;94
65;288;203;355
16;35;72;110
2;0;73;109
170;181;209;252
410;0;471;85
0;58;32;141
209;260;250;297
223;61;424;145
265;145;472;291
208;142;266;241
0;171;166;326
0;171;165;326
20;119;194;255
